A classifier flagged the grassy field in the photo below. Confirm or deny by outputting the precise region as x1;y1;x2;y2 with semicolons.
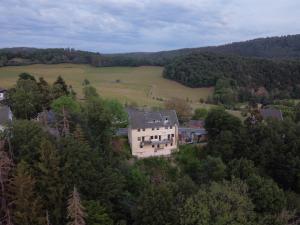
0;64;214;108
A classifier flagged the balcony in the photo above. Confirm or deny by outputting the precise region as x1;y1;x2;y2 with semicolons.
141;138;174;146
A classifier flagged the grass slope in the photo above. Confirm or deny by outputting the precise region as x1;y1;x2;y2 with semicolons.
0;64;213;107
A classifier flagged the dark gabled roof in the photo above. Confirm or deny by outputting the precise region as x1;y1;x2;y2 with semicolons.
0;106;12;125
260;108;283;121
128;108;179;129
0;88;7;92
37;110;56;125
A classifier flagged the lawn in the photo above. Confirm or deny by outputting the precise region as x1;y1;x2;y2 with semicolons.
0;64;213;108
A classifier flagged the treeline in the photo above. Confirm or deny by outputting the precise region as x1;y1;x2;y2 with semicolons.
0;47;103;67
163;52;300;104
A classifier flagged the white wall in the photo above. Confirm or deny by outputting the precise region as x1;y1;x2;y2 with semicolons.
0;93;4;101
129;125;178;158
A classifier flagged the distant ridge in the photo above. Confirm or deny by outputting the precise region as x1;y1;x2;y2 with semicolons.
1;34;300;67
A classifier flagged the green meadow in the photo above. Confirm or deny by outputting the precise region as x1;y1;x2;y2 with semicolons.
0;64;214;108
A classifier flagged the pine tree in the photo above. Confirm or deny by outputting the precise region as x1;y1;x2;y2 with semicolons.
37;138;63;225
73;124;88;145
0;148;14;225
52;76;70;98
67;186;86;225
10;161;45;225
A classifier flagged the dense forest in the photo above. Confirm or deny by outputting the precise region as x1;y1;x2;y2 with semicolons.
0;73;300;225
163;52;300;104
108;34;300;65
1;34;300;67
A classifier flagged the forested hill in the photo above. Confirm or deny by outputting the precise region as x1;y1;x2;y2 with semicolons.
1;34;300;67
163;52;300;99
107;34;300;65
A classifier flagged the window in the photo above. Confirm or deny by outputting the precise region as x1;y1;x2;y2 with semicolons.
159;135;161;140
152;127;154;130
155;135;158;139
171;134;175;137
138;137;141;141
152;145;155;148
170;126;173;129
138;129;140;132
171;143;173;146
151;136;153;139
142;136;145;141
140;145;143;148
157;144;160;148
156;127;159;130
168;134;170;140
142;128;145;131
165;144;168;147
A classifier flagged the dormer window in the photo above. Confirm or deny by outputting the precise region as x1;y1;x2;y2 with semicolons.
138;129;140;132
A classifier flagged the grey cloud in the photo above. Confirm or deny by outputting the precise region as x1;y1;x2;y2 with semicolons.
0;0;299;53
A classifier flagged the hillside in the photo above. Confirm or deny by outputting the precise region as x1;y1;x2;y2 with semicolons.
107;34;300;65
163;52;300;101
1;34;300;67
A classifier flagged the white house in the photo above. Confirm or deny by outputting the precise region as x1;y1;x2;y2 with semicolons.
127;109;179;158
0;105;13;131
0;88;7;101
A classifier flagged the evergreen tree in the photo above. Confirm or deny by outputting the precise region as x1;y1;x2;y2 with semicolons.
37;138;63;225
10;161;45;225
0;148;14;225
133;185;176;225
73;124;88;145
67;186;86;225
84;200;113;225
52;76;70;98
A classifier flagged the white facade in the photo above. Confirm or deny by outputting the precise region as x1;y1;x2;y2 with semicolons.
128;124;178;158
0;92;4;101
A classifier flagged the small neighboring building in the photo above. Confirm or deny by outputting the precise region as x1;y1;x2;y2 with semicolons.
179;120;207;144
0;88;7;101
0;105;13;131
260;108;283;121
128;109;179;158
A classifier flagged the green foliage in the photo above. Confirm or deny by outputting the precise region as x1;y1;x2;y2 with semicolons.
213;78;238;107
36;138;63;225
8;77;43;119
163;52;300;101
179;179;255;225
192;108;208;120
84;200;113;225
103;99;128;128
133;185;176;225
205;108;242;138
10;120;47;163
246;175;286;214
52;76;70;98
51;95;80;114
19;72;36;81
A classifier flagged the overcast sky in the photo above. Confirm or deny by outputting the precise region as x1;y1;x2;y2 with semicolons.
0;0;299;53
